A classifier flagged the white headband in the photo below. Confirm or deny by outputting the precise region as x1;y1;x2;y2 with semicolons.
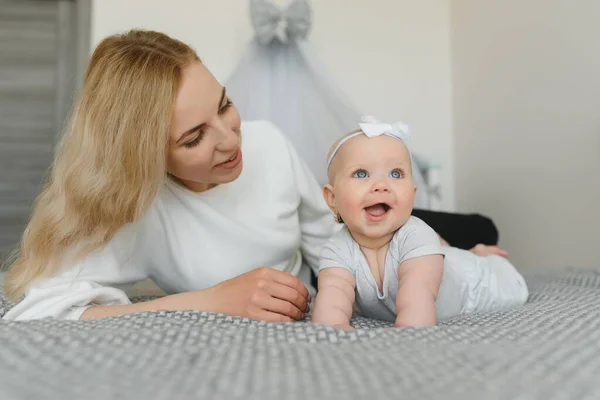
326;115;412;171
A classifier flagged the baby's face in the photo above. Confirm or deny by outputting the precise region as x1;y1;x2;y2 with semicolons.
326;135;416;240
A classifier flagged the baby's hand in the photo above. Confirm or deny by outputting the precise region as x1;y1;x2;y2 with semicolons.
470;244;508;258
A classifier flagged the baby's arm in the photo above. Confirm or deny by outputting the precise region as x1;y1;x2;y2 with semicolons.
395;254;444;327
312;267;356;329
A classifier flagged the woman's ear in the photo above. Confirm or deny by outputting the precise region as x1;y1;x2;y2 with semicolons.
322;184;337;215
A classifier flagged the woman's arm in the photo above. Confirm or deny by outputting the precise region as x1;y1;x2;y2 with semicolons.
5;233;311;322
81;266;310;321
80;289;214;319
3;229;148;321
8;266;311;322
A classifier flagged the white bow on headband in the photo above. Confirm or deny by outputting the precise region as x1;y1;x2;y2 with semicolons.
358;115;411;140
326;115;412;171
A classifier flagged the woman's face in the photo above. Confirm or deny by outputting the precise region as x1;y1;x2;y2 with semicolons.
168;61;242;192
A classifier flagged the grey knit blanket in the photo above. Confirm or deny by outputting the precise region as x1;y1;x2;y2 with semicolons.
1;267;600;400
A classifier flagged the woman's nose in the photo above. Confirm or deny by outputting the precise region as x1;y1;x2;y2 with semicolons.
214;121;239;151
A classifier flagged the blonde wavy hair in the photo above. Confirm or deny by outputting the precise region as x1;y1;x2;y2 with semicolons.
3;29;199;301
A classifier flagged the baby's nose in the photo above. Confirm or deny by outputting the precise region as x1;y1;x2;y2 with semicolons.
372;180;390;192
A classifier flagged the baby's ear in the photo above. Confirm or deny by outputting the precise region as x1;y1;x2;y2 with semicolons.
322;184;337;214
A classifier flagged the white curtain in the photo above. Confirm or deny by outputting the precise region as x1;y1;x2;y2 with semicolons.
225;0;433;209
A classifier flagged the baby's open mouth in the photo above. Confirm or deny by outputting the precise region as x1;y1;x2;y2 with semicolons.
364;203;391;217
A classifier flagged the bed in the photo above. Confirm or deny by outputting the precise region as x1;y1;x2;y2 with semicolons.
1;266;599;399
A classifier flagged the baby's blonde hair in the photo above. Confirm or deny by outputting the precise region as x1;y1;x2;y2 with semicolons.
3;30;199;301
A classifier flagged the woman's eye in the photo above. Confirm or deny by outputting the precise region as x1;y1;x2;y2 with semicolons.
353;169;369;179
219;99;233;115
390;169;403;179
184;133;203;149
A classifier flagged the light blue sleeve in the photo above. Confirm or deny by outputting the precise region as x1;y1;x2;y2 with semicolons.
390;217;445;266
318;228;356;275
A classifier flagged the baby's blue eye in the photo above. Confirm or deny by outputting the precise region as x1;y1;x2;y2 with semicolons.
390;169;402;179
353;169;369;179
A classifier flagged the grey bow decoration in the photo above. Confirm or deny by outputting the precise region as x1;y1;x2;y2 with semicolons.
250;0;312;45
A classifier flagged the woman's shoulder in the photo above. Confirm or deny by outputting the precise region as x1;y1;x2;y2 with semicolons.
235;119;309;201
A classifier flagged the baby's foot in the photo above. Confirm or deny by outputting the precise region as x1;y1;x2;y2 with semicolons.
438;234;450;246
470;244;508;258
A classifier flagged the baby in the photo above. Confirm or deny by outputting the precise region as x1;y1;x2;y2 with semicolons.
312;116;529;328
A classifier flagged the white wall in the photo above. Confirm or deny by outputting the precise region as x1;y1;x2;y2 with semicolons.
452;0;600;269
90;0;455;210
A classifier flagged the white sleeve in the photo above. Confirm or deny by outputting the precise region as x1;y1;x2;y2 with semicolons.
318;230;355;274
391;218;445;265
3;224;148;321
285;136;339;276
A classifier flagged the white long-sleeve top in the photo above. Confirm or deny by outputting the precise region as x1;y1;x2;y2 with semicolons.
3;120;337;320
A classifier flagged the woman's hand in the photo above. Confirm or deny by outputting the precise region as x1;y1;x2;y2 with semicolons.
207;267;311;322
82;267;310;321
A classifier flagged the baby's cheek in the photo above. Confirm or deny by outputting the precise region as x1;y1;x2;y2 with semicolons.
395;197;415;220
338;196;362;217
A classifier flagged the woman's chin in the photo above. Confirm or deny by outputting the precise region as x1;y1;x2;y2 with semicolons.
217;158;243;182
171;159;244;193
205;158;244;186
